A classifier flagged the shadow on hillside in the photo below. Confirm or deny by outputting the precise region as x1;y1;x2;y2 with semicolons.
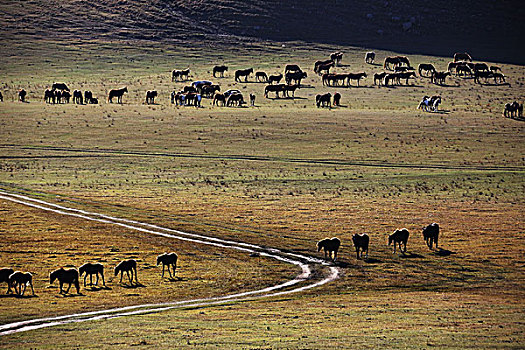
364;257;382;264
435;248;456;257
121;282;146;289
399;252;424;259
86;285;112;291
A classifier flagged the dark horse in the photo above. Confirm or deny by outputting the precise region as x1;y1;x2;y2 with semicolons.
213;65;228;78
79;263;106;287
317;237;341;261
50;268;80;294
388;228;409;254
108;87;128;104
0;268;14;294
157;252;178;278
352;234;369;259
9;271;35;296
235;68;253;82
422;223;439;249
365;51;375;64
115;259;138;285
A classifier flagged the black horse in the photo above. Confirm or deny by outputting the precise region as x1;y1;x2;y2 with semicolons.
50;268;80;294
9;271;35;296
352;234;369;259
235;68;253;82
317;237;341;261
213;65;228;78
157;253;178;278
115;259;138;285
388;228;409;254
108;87;128;104
79;263;106;287
0;268;14;294
422;223;439;249
145;90;158;104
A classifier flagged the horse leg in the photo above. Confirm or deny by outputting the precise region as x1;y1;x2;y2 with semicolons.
134;267;138;283
90;273;94;286
161;264;165;278
65;283;71;294
100;272;106;286
95;273;99;286
29;281;35;295
119;271;123;283
126;270;132;284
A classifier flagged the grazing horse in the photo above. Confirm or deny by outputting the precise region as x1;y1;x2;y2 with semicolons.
255;71;268;82
157;253;178;278
317;237;341;261
352;234;369;259
490;65;502;73
316;61;334;75
213;65;228;77
62;90;71;103
284;64;301;74
268;73;283;84
108;87;128;104
172;68;190;81
454;52;472;62
314;59;333;74
432;71;450;85
474;70;494;84
44;89;55;104
330;51;343;66
374;72;387;86
0;268;14;294
265;84;285;98
213;93;226;106
201;84;220;98
73;90;83;104
79;263;105;287
18;89;27;102
384;56;401;70
397;71;416;85
227;93;244;107
333;92;341;106
504;101;523;118
346;72;367;86
316;93;332;108
422;223;439;249
492;72;505;84
235;68;253;82
250;93;256;106
388;228;409;253
418;95;441;112
285;71;307;85
456;64;473;77
365;51;375;64
52;82;69;91
145;90;157;104
9;271;35;296
418;63;436;77
50;268;80;294
115;259;138;285
84;90;94;104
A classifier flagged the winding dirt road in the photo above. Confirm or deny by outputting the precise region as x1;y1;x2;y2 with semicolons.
0;190;340;336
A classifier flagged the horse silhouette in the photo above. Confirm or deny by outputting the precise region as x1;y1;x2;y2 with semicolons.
388;229;409;254
108;87;128;104
50;268;80;294
9;271;35;296
0;268;14;294
422;223;439;249
79;263;105;287
352;234;369;259
317;237;341;261
115;259;138;285
157;253;178;278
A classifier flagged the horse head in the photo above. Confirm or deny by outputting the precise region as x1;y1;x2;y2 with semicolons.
156;254;165;266
50;268;61;284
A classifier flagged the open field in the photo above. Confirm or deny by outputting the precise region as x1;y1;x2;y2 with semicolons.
0;38;524;348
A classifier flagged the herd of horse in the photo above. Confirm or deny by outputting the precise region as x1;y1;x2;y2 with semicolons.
0;253;178;296
3;51;520;118
318;223;440;262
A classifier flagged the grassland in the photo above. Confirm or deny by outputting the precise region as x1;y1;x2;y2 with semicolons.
0;38;524;348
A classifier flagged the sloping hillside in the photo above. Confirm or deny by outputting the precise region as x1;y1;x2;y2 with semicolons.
1;0;523;63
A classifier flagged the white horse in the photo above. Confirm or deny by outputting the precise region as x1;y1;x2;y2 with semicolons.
417;95;441;112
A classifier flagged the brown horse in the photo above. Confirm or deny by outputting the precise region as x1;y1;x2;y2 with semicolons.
388;228;409;253
268;73;283;84
285;71;307;85
384;56;401;70
264;84;286;98
255;71;268;82
330;51;343;66
352;234;369;259
333;92;341;106
345;72;367;86
374;72;387;86
0;268;14;294
226;93;244;107
50;268;80;294
504;101;523;118
108;87;128;104
422;223;439;249
115;259;138;285
284;64;301;74
314;60;333;73
418;63;436;77
454;52;472;62
365;51;375;64
317;237;341;261
9;271;35;296
79;263;106;287
157;253;178;278
316;62;334;75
